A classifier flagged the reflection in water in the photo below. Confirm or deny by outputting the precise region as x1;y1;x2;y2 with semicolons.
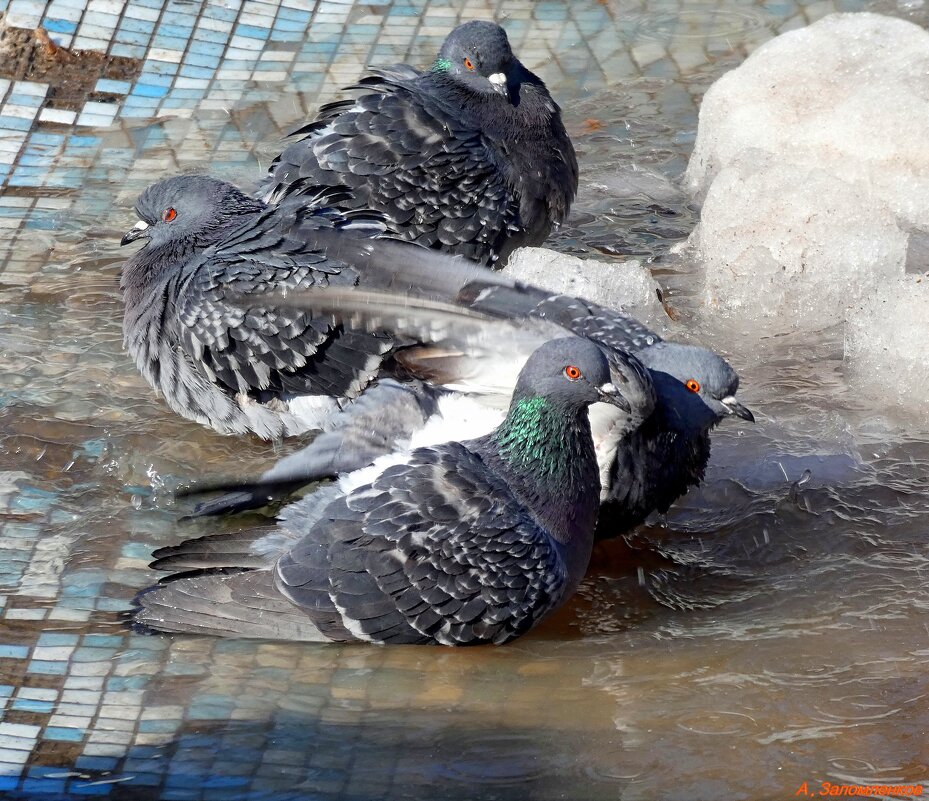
0;0;928;799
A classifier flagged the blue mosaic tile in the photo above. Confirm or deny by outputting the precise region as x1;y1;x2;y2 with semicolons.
0;117;34;132
44;727;86;742
37;633;79;647
75;756;119;771
132;84;169;98
178;64;215;79
27;661;67;676
69;783;113;796
43;18;78;33
11;699;53;714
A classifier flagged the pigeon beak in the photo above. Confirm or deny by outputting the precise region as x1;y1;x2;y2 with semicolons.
721;396;754;422
597;382;631;413
488;72;509;99
121;220;150;246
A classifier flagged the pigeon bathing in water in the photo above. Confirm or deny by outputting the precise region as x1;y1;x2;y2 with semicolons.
134;338;645;645
119;175;431;439
181;251;753;539
261;20;578;267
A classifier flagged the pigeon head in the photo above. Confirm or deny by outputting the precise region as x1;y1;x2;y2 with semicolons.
638;342;754;430
510;337;629;414
121;175;263;248
432;21;521;100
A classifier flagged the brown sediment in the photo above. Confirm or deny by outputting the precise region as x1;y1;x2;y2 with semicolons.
0;17;142;111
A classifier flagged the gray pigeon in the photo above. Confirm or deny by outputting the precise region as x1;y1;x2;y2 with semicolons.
181;262;752;539
134;337;642;645
261;20;578;267
119;174;412;439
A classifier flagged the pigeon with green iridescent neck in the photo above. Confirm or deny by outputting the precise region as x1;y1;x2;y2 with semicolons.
260;20;578;267
134;338;641;645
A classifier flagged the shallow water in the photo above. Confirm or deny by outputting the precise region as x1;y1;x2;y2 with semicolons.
1;0;928;798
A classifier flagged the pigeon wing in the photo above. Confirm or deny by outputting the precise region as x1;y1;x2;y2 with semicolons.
173;203;394;402
275;442;567;645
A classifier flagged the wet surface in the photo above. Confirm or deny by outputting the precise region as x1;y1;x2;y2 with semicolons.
0;0;928;798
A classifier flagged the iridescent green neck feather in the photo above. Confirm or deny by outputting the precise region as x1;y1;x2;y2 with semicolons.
494;396;576;479
431;57;452;73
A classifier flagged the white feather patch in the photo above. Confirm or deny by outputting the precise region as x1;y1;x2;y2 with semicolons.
588;401;626;500
408;395;504;448
337;395;504;495
286;395;342;428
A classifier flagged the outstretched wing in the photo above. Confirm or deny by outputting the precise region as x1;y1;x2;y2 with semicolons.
172;199;394;402
261;69;522;265
275;442;567;645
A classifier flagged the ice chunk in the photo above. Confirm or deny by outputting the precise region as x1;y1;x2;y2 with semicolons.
504;247;665;326
845;275;929;413
685;13;929;230
679;12;929;409
692;154;907;327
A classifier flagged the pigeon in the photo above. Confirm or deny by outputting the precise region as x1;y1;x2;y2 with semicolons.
133;337;644;645
261;20;578;267
119;174;421;439
179;252;753;539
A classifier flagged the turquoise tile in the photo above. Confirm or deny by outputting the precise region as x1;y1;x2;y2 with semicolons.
160;23;194;38
114;31;151;46
43;727;85;742
104;676;146;691
27;661;66;675
184;52;220;68
137;72;174;86
11;699;52;714
179;65;214;79
0;117;34;132
131;84;168;98
236;24;271;40
94;78;131;94
277;7;312;22
138;719;178;733
190;38;225;56
119;16;155;34
36;633;79;647
43;18;77;33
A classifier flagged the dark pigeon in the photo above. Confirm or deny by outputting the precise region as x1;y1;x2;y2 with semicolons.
181;252;752;539
261;20;578;267
118;174;412;439
134;337;645;645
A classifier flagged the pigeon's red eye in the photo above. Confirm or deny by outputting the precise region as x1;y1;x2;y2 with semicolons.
686;379;701;393
564;365;582;381
463;57;474;70
162;207;177;223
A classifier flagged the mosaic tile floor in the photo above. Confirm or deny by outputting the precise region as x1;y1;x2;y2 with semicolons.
1;0;927;799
